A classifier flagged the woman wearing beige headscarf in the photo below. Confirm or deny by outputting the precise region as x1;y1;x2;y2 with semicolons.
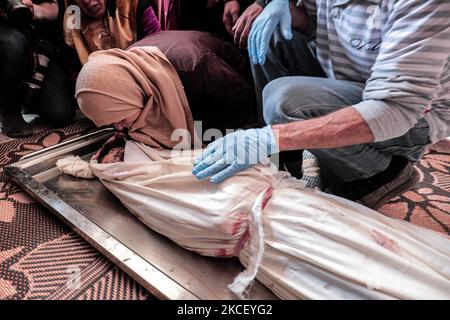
76;45;195;150
76;30;258;153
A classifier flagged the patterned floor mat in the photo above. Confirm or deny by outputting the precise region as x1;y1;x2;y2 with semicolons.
0;119;151;300
379;141;450;235
0;120;448;299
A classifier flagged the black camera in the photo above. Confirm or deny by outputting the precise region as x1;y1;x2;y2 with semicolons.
0;0;33;22
22;39;56;112
1;0;55;112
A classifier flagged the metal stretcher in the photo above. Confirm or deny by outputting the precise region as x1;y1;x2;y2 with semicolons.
5;129;276;300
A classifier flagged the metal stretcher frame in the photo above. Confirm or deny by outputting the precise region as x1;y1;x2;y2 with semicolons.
5;129;276;300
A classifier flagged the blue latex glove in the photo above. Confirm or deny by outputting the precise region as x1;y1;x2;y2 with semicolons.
192;126;279;184
248;0;292;65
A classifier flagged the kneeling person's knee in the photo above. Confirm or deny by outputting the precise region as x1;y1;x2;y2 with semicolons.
262;77;362;126
262;77;314;125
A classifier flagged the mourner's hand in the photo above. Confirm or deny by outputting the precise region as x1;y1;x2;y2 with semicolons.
223;0;241;35
29;0;58;21
248;0;292;64
232;2;263;48
290;2;310;32
22;0;35;17
192;126;279;183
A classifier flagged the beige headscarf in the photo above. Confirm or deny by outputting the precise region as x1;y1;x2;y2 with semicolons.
76;46;195;150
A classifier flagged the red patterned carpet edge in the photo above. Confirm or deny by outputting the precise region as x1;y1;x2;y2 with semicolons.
0;119;151;300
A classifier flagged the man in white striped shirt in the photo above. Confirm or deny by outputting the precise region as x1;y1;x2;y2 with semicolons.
192;0;449;209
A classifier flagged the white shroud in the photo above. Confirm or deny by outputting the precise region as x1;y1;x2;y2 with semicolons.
57;141;450;300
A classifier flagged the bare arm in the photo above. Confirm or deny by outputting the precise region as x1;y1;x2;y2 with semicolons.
273;106;375;151
23;0;59;22
34;0;59;21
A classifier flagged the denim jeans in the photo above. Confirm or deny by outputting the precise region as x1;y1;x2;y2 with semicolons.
251;29;431;183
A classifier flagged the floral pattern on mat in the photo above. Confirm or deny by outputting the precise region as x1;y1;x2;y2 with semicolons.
0;119;151;300
379;143;450;235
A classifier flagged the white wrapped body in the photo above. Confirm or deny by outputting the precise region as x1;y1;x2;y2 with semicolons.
56;141;450;299
239;186;450;299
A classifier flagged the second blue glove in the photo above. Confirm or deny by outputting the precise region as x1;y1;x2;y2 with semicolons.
248;0;292;65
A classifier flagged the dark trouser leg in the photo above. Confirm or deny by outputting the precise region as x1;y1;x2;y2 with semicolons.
0;23;29;114
250;29;325;175
263;76;430;191
0;23;34;137
37;59;76;127
250;28;325;125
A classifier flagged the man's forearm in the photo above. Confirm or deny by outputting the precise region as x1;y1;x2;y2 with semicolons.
273;106;375;151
